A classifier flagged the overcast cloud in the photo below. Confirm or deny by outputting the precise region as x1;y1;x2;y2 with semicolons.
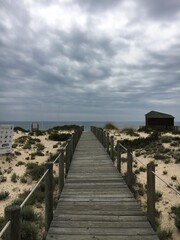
0;0;180;122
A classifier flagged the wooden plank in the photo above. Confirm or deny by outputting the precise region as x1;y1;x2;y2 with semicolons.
48;227;157;235
46;235;158;240
51;220;151;228
52;214;149;222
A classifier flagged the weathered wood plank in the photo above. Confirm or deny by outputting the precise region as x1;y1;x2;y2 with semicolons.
51;220;151;228
48;227;157;235
46;235;158;240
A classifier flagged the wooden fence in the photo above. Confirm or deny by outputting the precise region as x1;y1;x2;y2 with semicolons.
91;126;156;230
0;126;84;240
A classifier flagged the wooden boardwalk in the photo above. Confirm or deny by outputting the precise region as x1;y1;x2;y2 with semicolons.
46;131;158;240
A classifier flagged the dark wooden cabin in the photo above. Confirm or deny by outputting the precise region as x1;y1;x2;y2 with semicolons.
145;111;174;130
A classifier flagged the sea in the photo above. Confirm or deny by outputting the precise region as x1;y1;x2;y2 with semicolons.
0;121;145;131
0;121;180;131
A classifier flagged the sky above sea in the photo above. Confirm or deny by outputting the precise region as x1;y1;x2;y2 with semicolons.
0;0;180;122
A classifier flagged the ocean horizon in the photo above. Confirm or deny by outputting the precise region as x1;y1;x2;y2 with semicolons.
0;121;145;131
0;120;180;131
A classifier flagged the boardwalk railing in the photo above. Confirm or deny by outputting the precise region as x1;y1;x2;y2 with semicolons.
91;126;180;231
0;126;84;240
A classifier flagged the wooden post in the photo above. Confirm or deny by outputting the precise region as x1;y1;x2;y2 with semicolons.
117;141;121;173
59;150;64;196
147;162;156;231
106;132;110;155
95;127;98;138
44;162;53;233
70;136;74;159
72;132;76;152
100;129;103;144
126;147;133;191
103;131;106;148
110;136;114;161
66;140;71;175
5;205;21;240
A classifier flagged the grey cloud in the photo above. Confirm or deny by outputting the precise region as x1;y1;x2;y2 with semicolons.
139;0;180;20
76;0;123;13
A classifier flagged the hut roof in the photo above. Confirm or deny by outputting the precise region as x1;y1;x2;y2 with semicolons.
145;111;174;119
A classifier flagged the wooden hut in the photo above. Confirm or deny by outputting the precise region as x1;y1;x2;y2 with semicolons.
145;111;174;130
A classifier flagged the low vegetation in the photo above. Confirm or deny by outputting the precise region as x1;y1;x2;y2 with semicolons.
104;122;118;130
0;191;9;201
49;133;71;141
26;163;44;181
121;128;139;137
157;229;172;240
172;205;180;230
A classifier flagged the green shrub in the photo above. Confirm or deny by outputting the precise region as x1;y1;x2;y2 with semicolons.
172;205;180;229
49;133;71;141
20;176;27;183
12;143;18;148
14;127;27;132
104;122;118;130
36;143;45;151
17;186;44;205
139;166;146;172
16;136;28;144
15;151;21;156
174;153;180;163
176;184;180;191
30;151;44;159
134;169;140;174
30;130;44;136
47;152;60;162
16;161;25;166
0;216;5;230
171;175;177;181
154;153;166;160
158;229;172;240
21;221;38;240
161;136;172;143
155;191;163;202
26;163;44;180
0;175;7;183
23;142;31;150
121;128;139;137
0;191;9;200
53;144;58;148
11;173;18;183
49;125;80;131
21;206;38;221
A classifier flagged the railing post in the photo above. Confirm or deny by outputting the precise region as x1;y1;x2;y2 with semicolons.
44;162;53;233
103;131;106;148
59;150;64;196
5;205;21;240
100;129;103;144
117;141;121;173
110;136;114;161
126;147;133;191
147;162;156;231
70;136;74;160
66;139;71;175
106;132;110;155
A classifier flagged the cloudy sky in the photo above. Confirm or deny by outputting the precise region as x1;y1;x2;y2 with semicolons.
1;0;180;122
